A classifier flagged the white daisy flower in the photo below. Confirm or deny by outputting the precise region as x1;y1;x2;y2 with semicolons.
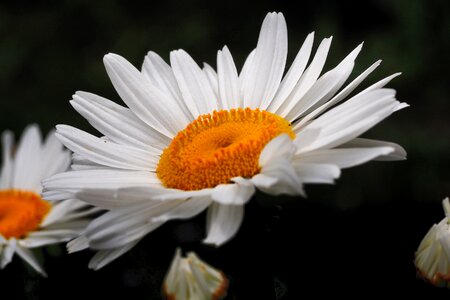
415;197;450;287
0;125;97;276
43;12;407;269
163;248;228;300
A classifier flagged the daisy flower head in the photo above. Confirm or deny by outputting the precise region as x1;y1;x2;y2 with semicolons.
415;197;450;287
0;125;96;276
43;12;407;269
163;248;228;300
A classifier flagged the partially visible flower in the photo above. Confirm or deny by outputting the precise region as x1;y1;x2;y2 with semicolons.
415;197;450;287
163;248;228;300
0;125;97;276
44;12;407;268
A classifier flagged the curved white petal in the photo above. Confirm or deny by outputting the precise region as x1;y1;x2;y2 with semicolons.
19;228;83;248
295;146;395;169
84;200;178;249
217;46;240;109
292;162;341;184
88;239;140;270
203;203;244;247
42;169;160;194
71;91;169;150
254;157;305;196
294;60;383;129
39;130;71;181
142;51;193;121
15;245;46;276
211;177;255;205
12;124;43;191
56;125;158;171
170;49;218;116
276;37;332;116
340;138;407;161
41;199;89;226
151;196;213;223
104;53;187;137
67;235;89;253
242;12;288;109
296;89;406;152
0;130;14;189
268;32;314;113
202;63;220;104
259;134;296;167
0;238;16;268
285;44;362;121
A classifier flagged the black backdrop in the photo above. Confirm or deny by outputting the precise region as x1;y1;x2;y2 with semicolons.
0;0;449;298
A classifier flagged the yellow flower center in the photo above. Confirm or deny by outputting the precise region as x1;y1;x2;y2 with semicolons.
0;190;51;239
157;108;295;191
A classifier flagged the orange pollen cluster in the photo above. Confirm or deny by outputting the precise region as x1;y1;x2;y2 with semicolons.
0;190;51;239
157;108;295;191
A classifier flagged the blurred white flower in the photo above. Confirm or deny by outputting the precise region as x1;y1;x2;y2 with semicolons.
0;125;97;276
43;12;407;268
163;248;228;300
415;197;450;287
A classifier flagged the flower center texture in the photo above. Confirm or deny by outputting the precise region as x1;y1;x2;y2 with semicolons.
157;108;295;191
0;190;51;239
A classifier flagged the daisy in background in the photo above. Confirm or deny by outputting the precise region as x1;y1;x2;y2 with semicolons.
0;125;97;276
163;248;228;300
415;197;450;287
43;12;407;269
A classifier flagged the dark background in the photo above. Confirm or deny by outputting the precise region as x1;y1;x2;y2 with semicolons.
0;0;449;298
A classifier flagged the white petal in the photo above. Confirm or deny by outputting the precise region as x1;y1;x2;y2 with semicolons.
341;138;407;161
142;51;193;120
294;60;383;129
74;189;147;210
297;89;405;152
354;72;402;97
203;203;244;247
42;190;75;201
41;199;88;226
42;169;160;194
56;125;158;171
19;228;82;248
39;130;71;180
71;91;169;150
217;46;240;109
0;239;16;268
170;49;218;116
12;124;43;191
151;196;213;223
295;146;395;169
67;235;89;253
268;32;314;113
254;157;305;196
74;186;211;210
275;37;332;116
242;12;288;109
211;177;255;205
84;200;178;249
0;130;14;189
15;245;47;276
238;49;255;99
293;162;341;184
104;53;187;137
259;134;296;167
285;44;362;121
88;239;140;270
44;209;100;229
203;63;220;105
